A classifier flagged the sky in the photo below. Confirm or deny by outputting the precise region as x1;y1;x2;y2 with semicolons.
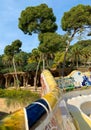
0;0;91;55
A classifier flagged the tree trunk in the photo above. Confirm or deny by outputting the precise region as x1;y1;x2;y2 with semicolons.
13;57;19;89
62;41;70;76
62;30;77;76
34;60;41;91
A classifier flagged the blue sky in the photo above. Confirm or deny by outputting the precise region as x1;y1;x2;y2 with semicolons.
0;0;91;55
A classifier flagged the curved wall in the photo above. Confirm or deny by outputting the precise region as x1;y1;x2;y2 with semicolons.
80;101;91;116
67;95;91;128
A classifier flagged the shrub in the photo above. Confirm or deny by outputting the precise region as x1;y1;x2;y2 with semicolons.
0;89;40;107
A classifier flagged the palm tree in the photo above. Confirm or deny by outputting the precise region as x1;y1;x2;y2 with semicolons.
69;45;81;68
81;47;91;66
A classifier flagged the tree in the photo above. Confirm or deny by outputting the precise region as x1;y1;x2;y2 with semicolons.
61;4;91;75
11;40;22;54
27;48;41;89
18;4;58;89
0;55;4;73
69;44;81;68
4;40;22;88
18;4;57;35
14;51;29;71
72;40;91;66
38;33;65;53
54;51;65;67
76;39;91;48
30;48;41;62
81;46;91;66
2;54;13;73
4;40;22;56
38;32;66;69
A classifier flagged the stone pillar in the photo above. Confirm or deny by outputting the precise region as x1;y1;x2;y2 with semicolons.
13;75;16;87
4;75;8;88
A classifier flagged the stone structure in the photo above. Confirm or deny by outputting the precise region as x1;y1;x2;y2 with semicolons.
4;72;29;88
0;74;5;88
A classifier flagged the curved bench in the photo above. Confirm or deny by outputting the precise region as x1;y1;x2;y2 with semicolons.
67;94;91;128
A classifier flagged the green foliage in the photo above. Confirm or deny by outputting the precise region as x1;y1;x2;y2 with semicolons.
81;46;91;64
38;32;66;53
0;56;4;73
1;4;91;72
75;39;91;48
25;62;37;71
4;45;14;57
4;40;22;56
31;48;41;62
14;51;29;70
61;4;91;73
73;40;91;61
68;40;91;67
0;89;40;106
1;38;91;72
54;51;65;64
0;89;6;97
18;4;57;35
61;4;91;33
12;40;22;54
